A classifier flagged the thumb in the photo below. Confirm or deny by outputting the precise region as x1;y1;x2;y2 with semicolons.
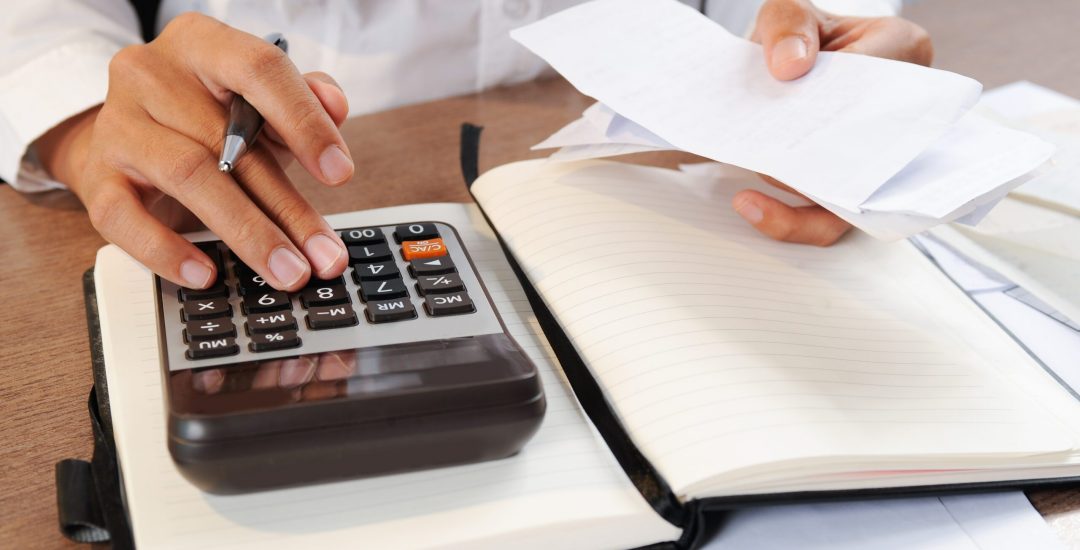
753;0;821;81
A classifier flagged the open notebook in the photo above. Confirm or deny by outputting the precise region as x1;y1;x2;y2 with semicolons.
93;160;1080;549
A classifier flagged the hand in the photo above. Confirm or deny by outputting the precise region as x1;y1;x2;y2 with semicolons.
35;13;353;291
734;0;933;246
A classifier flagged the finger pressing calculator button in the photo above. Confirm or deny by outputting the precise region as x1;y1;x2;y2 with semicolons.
424;292;475;317
359;279;409;301
246;311;297;334
300;283;350;308
340;227;386;245
249;330;302;352
348;243;393;263
364;298;417;323
409;256;456;277
186;337;239;360
243;291;291;313
185;318;237;340
353;261;400;282
394;223;440;243
306;304;359;330
183;298;232;321
415;273;465;296
195;242;224;272
236;270;272;296
179;280;229;301
401;238;448;261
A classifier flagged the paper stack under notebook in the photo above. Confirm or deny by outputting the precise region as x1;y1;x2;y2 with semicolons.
511;0;1055;239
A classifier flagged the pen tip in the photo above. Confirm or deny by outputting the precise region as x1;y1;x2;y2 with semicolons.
218;161;233;173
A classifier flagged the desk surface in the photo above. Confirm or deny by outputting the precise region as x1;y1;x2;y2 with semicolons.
2;0;1079;546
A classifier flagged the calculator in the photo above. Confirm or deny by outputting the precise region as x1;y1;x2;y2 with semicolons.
154;221;545;494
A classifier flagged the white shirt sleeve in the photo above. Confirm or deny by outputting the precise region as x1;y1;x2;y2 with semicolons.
812;0;903;17
0;0;142;192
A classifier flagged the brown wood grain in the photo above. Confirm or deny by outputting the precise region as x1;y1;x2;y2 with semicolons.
2;0;1079;546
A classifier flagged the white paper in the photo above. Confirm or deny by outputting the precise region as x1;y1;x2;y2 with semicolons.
978;81;1080;214
512;0;982;211
702;492;1063;550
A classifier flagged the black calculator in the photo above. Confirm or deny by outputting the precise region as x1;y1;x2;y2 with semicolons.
154;221;545;494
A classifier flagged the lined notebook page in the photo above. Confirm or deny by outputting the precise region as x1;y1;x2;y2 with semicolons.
471;160;1077;499
96;203;680;549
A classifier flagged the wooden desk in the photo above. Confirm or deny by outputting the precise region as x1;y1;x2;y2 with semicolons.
2;0;1078;546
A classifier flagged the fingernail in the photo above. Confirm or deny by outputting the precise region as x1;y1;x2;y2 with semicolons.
303;233;345;277
280;356;316;388
735;199;764;224
180;259;213;288
772;36;808;66
319;145;353;184
268;247;308;287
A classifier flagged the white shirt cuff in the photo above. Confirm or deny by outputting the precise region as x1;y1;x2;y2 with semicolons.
812;0;902;17
0;40;120;190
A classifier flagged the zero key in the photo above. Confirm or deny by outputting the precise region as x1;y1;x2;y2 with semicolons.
394;223;439;243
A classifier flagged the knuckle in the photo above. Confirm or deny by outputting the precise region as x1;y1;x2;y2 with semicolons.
108;45;149;79
284;100;327;137
164;11;209;34
229;214;267;252
87;191;125;234
166;147;213;190
270;193;315;233
911;24;934;65
240;44;290;83
772;218;798;243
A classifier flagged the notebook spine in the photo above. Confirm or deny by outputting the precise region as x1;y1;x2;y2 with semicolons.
460;124;690;529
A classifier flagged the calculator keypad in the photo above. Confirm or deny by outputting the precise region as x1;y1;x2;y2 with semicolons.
159;221;502;369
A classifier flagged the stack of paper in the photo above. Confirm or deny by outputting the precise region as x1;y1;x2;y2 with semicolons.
511;0;1055;239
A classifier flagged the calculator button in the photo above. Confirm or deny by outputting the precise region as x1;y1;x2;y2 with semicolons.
195;242;224;271
236;270;272;296
249;330;302;352
340;227;386;245
179;280;229;301
183;298;231;321
424;292;475;317
415;273;465;296
243;291;291;313
409;256;456;277
401;238;448;261
348;243;393;263
185;318;237;340
353;261;401;282
306;304;359;330
186;337;239;360
246;311;298;334
300;283;351;308
304;275;345;287
394;223;440;243
359;279;409;301
364;298;418;324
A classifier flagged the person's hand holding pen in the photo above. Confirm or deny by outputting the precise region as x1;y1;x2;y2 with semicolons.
34;13;352;291
737;0;934;246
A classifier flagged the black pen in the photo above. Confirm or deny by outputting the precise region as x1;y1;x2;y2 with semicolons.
218;33;289;172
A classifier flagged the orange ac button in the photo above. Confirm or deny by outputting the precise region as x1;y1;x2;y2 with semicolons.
402;238;448;261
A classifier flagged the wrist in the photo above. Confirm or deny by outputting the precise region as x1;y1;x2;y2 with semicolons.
33;105;101;190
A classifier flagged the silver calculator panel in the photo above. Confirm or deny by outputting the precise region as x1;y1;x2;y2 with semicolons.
157;222;503;371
